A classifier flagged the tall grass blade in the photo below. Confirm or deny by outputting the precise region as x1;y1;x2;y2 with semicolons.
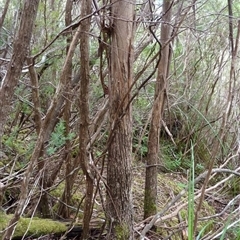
188;141;195;240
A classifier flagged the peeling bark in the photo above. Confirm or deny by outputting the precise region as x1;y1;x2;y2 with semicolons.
106;0;136;239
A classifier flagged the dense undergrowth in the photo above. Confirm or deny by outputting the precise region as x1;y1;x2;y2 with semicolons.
1;1;240;239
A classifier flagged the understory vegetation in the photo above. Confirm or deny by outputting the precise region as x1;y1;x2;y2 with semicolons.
0;0;240;239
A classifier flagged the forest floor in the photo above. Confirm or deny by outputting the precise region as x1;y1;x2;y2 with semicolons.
131;161;238;240
0;159;236;239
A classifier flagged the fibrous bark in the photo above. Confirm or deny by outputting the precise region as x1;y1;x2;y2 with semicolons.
106;0;136;239
78;1;93;239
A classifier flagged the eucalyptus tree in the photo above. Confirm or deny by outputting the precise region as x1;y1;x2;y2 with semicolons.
144;0;173;219
106;0;136;238
1;0;240;239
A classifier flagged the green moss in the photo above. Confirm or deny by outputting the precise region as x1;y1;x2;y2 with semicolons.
156;217;180;240
144;190;157;216
50;182;65;198
115;222;130;240
0;213;67;238
157;174;183;195
50;182;84;218
51;182;83;205
0;212;11;225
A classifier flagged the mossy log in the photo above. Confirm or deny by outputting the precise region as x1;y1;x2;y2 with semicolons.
0;213;104;239
0;213;67;239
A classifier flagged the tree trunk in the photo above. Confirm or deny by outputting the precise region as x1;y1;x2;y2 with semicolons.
1;1;40;239
0;0;11;30
78;1;93;239
57;0;74;219
144;0;173;220
106;0;135;239
0;0;40;142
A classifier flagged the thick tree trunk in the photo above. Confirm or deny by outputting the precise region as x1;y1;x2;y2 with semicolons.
144;0;173;219
106;1;135;239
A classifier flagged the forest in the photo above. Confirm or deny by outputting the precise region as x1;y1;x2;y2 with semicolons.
0;0;240;239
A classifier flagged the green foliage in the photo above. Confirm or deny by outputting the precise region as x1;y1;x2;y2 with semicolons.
232;226;240;240
21;102;32;115
0;1;239;239
160;140;187;172
133;132;148;157
132;83;155;158
47;120;75;156
2;127;34;160
43;83;55;97
219;212;240;240
3;126;19;149
219;220;229;240
227;176;240;197
196;222;212;240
